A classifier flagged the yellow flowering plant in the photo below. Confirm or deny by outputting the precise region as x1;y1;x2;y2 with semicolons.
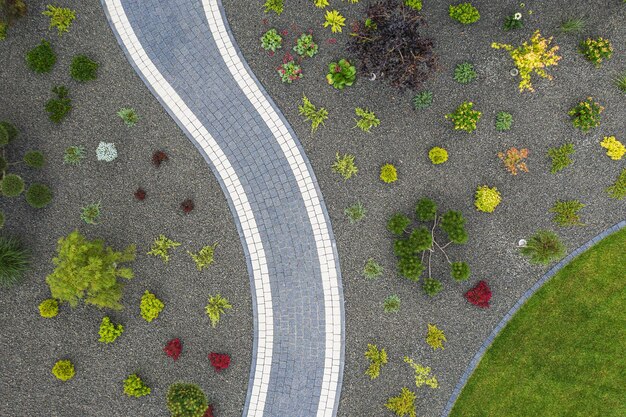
600;136;625;160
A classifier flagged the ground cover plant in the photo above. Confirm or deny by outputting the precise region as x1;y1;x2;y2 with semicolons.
26;39;56;73
70;55;99;82
45;85;71;123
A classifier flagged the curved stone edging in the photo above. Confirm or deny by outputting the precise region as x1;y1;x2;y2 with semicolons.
441;220;626;416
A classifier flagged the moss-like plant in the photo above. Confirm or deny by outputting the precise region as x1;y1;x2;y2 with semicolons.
147;235;181;263
332;153;358;180
606;168;626;200
298;95;328;132
26;39;56;73
425;324;446;350
206;294;232;327
0;237;29;287
326;59;356;90
117;108;139;127
451;261;470;281
70;55;99;82
579;37;613;67
140;290;164;322
124;374;151;397
98;316;124;343
422;278;443;297
548;143;574;174
428;147;448;165
600;136;625;160
25;183;53;208
23;150;45;168
364;344;387;379
52;359;75;381
520;230;566;264
260;28;282;52
42;5;76;35
404;356;438;388
46;85;71;123
449;2;480;24
454;62;477;84
387;213;411;235
263;0;284;15
344;201;366;224
166;383;209;417
550;200;585;226
363;258;383;279
39;298;59;318
323;9;345;33
412;91;433;110
569;97;603;132
355;107;380;133
495;111;513;131
1;173;24;197
380;163;397;183
475;185;501;213
383;294;401;313
188;243;217;271
445;101;481;133
80;202;101;224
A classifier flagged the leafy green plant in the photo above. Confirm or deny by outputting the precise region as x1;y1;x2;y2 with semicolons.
548;143;574;173
98;316;123;343
495;111;513;131
323;9;345;33
1;173;24;196
520;230;566;264
569;97;603;132
413;91;433;110
70;55;98;82
559;16;585;34
42;5;75;35
404;356;439;388
263;0;284;15
188;244;217;271
415;198;437;222
23;150;45;168
63;145;85;165
426;323;446;350
445;101;481;133
600;136;625;160
147;235;181;263
326;59;356;90
117;107;138;127
503;13;523;31
454;62;477;84
386;387;417;417
355;107;380;133
363;258;383;279
0;236;30;288
124;374;151;397
52;359;75;381
46;85;71;123
449;2;480;24
388;213;411;235
405;0;423;10
260;28;282;52
579;37;613;67
39;298;59;318
26;39;56;73
0;0;27;41
383;294;401;313
293;33;318;58
380;163;397;183
166;383;209;417
451;261;470;281
140;290;164;322
364;344;387;379
615;70;626;93
277;58;303;83
429;147;448;165
475;186;501;213
46;231;135;310
550;200;585;226
344;201;366;224
25;183;53;208
298;95;328;132
422;278;443;297
80;202;101;224
606;168;626;200
206;294;232;327
332;153;358;180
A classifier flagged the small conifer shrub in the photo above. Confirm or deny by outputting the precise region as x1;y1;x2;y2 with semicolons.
450;261;470;281
140;290;165;322
428;147;448;165
415;198;437;221
387;213;411;235
425;324;446;350
548;143;574;173
70;55;99;82
123;374;151;397
364;344;387;379
147;235;181;263
26;39;56;73
98;316;124;343
1;174;24;197
23;150;45;168
206;294;232;327
475;186;501;213
46;86;71;123
39;298;59;318
166;383;209;417
380;164;397;183
52;359;75;381
26;183;53;208
422;278;443;297
449;3;480;24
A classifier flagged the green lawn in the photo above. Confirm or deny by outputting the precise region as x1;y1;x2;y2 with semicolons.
450;228;626;417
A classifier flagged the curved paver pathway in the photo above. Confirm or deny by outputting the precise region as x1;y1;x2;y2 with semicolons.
100;1;344;416
441;219;626;417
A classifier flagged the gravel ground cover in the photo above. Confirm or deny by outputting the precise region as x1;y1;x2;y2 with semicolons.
0;1;251;416
221;0;625;415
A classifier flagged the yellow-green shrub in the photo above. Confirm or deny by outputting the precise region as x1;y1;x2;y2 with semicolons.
140;290;164;322
445;101;481;133
404;356;438;388
600;136;625;160
380;164;398;183
98;316;124;343
123;374;151;397
425;324;446;350
52;359;75;381
579;37;613;67
429;147;448;164
39;298;59;318
386;387;417;417
364;344;387;379
475;185;501;213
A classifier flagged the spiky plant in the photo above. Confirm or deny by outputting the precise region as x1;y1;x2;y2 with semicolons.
205;294;232;327
383;294;401;313
0;236;30;287
363;258;383;279
344;201;366;224
559;17;586;34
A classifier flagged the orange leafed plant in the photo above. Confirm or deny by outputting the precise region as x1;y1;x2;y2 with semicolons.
498;147;529;175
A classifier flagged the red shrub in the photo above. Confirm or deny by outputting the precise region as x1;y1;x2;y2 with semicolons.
164;338;182;361
203;405;215;417
134;188;146;201
152;150;168;167
181;199;194;214
465;280;492;308
209;352;230;372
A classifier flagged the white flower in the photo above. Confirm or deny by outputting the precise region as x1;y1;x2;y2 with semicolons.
96;142;118;162
514;12;522;20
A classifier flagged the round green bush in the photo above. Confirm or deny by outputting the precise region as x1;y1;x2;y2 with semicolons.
451;261;471;281
0;236;30;287
1;174;25;197
70;55;99;82
380;164;398;183
166;383;209;417
415;198;437;221
39;298;59;318
52;359;75;381
26;39;57;73
429;147;448;165
422;278;443;296
23;150;45;168
0;121;18;144
387;213;411;235
26;183;53;208
475;185;502;213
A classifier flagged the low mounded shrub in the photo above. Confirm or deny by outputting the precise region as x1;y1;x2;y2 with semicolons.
164;338;183;361
607;168;626;200
415;198;437;221
152;150;168;167
383;294;401;313
520;230;566;264
449;2;480;24
475;185;501;213
25;183;53;208
454;62;476;84
277;55;302;83
413;91;433;110
26;39;56;73
495;111;513;131
548;143;574;174
428;147;448;165
140;290;165;322
293;33;318;58
422;278;443;297
569;97;603;132
498;147;528;176
387;213;411;235
450;261;470;281
134;188;146;201
208;352;231;372
380;163;397;183
46;86;71;123
445;101;481;133
70;55;99;82
98;316;124;343
39;298;59;318
124;374;151;397
23;150;45;168
362;258;383;279
1;173;25;197
579;37;613;67
52;359;75;381
364;344;387;379
326;58;355;90
425;324;446;350
96;142;117;162
260;28;282;53
166;383;209;417
42;5;76;35
465;280;491;308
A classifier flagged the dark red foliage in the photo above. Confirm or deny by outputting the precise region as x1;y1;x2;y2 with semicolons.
181;199;195;214
164;338;182;361
152;150;168;167
326;38;337;44
465;280;492;308
134;188;146;201
203;405;215;417
209;352;230;372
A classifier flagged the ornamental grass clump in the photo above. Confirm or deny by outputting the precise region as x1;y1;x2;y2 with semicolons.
323;10;345;33
600;136;625;160
117;108;139;127
344;201;366;224
475;186;501;213
332;153;358;180
298;95;328;132
26;39;56;73
70;55;98;82
188;243;217;271
63;145;85;165
426;324;446;350
413;91;433;110
52;359;75;381
449;2;480;24
383;294;401;313
498;147;529;175
615;70;626;93
166;383;209;417
446;101;481;133
606;168;626;200
42;5;76;35
454;62;477;84
206;294;232;327
364;344;387;379
386;387;417;417
559;16;586;34
362;258;383;279
260;28;282;52
548;143;574;173
569;97;603;132
326;58;356;89
80;202;101;224
380;163;397;183
550;200;585;226
124;374;151;397
98;316;124;343
579;37;613;67
39;298;59;318
428;147;448;165
293;33;318;58
520;230;566;265
492;31;561;92
147;235;181;263
140;290;164;322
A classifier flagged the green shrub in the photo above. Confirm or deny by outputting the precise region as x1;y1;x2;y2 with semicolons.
559;17;585;34
147;235;181;263
413;91;433;110
426;323;447;350
422;278;442;296
520;230;566;265
42;5;76;35
326;59;356;90
344;201;366;224
428;147;448;165
387;213;411;235
579;37;613;67
475;185;501;213
1;173;24;196
298;95;328;133
0;121;18;143
450;261;470;281
0;156;5;171
394;239;415;258
140;290;165;322
364;344;388;379
45;230;136;310
405;0;423;10
263;0;284;15
569;97;603;132
25;183;53;208
415;198;437;222
188;244;217;271
117;108;139;127
409;227;432;251
39;298;59;318
495;111;513;131
355;107;380;133
615;70;626;93
46;86;71;123
80;202;102;224
0;236;30;288
52;359;75;381
383;294;401;313
380;163;397;183
0;125;8;147
449;2;480;24
363;258;383;279
23;150;45;168
503;13;523;31
0;22;7;40
440;210;468;244
386;387;417;417
548;143;574;174
0;211;4;229
260;28;282;52
70;55;99;82
550;200;585;226
397;256;424;281
323;9;346;33
206;294;232;327
293;33;318;58
454;62;476;84
445;101;481;133
26;39;56;73
606;168;626;200
332;153;358;180
63;145;85;165
405;356;439;388
124;374;151;397
98;316;123;343
166;383;209;417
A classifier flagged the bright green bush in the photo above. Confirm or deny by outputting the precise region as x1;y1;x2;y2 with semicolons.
206;294;232;327
70;55;99;82
454;62;476;84
413;91;433;110
363;258;383;279
147;235;181;263
332;153;358;180
364;344;387;379
451;261;470;281
39;298;59;318
380;164;397;183
344;201;366;224
1;173;24;196
25;183;53;208
323;9;346;33
415;198;437;222
140;290;164;322
0;236;30;287
579;37;613;67
166;383;209;417
52;359;75;381
355;107;380;133
548;143;574;173
397;256;424;281
124;374;151;397
440;210;468;244
188;244;217;271
298;95;328;133
326;59;356;89
449;2;480;24
409;227;432;251
405;0;422;10
387;213;411;235
117;108;139;127
98;316;124;343
26;39;56;73
569;97;603;132
263;0;284;15
260;28;282;52
386;387;417;417
428;147;448;165
42;4;76;35
422;278;443;296
23;150;45;168
520;230;566;264
475;185;501;213
495;112;513;131
559;17;586;34
46;86;71;123
383;294;401;313
550;200;585;226
606;168;626;200
445;101;481;133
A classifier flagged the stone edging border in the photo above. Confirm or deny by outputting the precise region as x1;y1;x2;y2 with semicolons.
441;219;626;417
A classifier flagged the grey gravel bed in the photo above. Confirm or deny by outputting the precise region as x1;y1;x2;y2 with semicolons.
0;1;251;416
221;0;625;416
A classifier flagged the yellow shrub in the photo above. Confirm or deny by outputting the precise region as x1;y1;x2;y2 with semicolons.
475;185;501;213
38;298;59;318
600;136;625;160
380;164;398;183
429;147;448;164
